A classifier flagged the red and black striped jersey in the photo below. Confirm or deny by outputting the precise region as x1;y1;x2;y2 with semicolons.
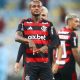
55;27;78;69
17;18;60;63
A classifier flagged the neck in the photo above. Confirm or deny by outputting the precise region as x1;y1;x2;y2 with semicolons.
66;25;73;30
32;15;41;22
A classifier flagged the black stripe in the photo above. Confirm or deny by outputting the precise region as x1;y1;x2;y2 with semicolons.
26;53;48;58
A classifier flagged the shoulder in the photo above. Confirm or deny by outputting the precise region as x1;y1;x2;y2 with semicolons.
19;18;32;24
41;19;53;24
41;19;54;29
70;31;77;37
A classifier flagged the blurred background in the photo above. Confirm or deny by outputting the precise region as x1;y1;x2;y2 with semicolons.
0;0;80;80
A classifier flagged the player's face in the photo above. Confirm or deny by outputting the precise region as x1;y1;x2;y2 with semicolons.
30;2;42;16
71;18;80;30
40;11;48;20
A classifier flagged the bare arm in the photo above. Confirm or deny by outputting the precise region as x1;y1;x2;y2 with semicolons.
72;48;80;66
15;31;29;43
56;45;62;60
15;31;37;50
14;62;21;73
33;45;48;53
52;45;62;74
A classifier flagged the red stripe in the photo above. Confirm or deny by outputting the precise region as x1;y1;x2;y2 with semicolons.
58;58;70;69
55;58;70;63
25;57;48;62
58;66;64;69
66;43;70;46
23;22;50;27
67;50;72;55
33;39;49;45
72;71;77;80
24;30;48;36
65;58;70;63
26;49;33;54
26;49;48;54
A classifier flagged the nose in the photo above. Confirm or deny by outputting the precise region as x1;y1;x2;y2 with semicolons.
35;6;40;10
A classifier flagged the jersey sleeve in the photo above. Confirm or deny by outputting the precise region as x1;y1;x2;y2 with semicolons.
70;32;78;48
16;43;25;62
17;20;24;32
48;22;60;48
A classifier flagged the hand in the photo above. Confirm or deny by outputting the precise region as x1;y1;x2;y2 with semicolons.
33;49;39;53
34;46;48;53
52;63;59;74
39;46;48;53
28;40;37;50
14;62;20;73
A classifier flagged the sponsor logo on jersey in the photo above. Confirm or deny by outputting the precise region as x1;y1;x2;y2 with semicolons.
28;34;46;40
59;35;70;39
